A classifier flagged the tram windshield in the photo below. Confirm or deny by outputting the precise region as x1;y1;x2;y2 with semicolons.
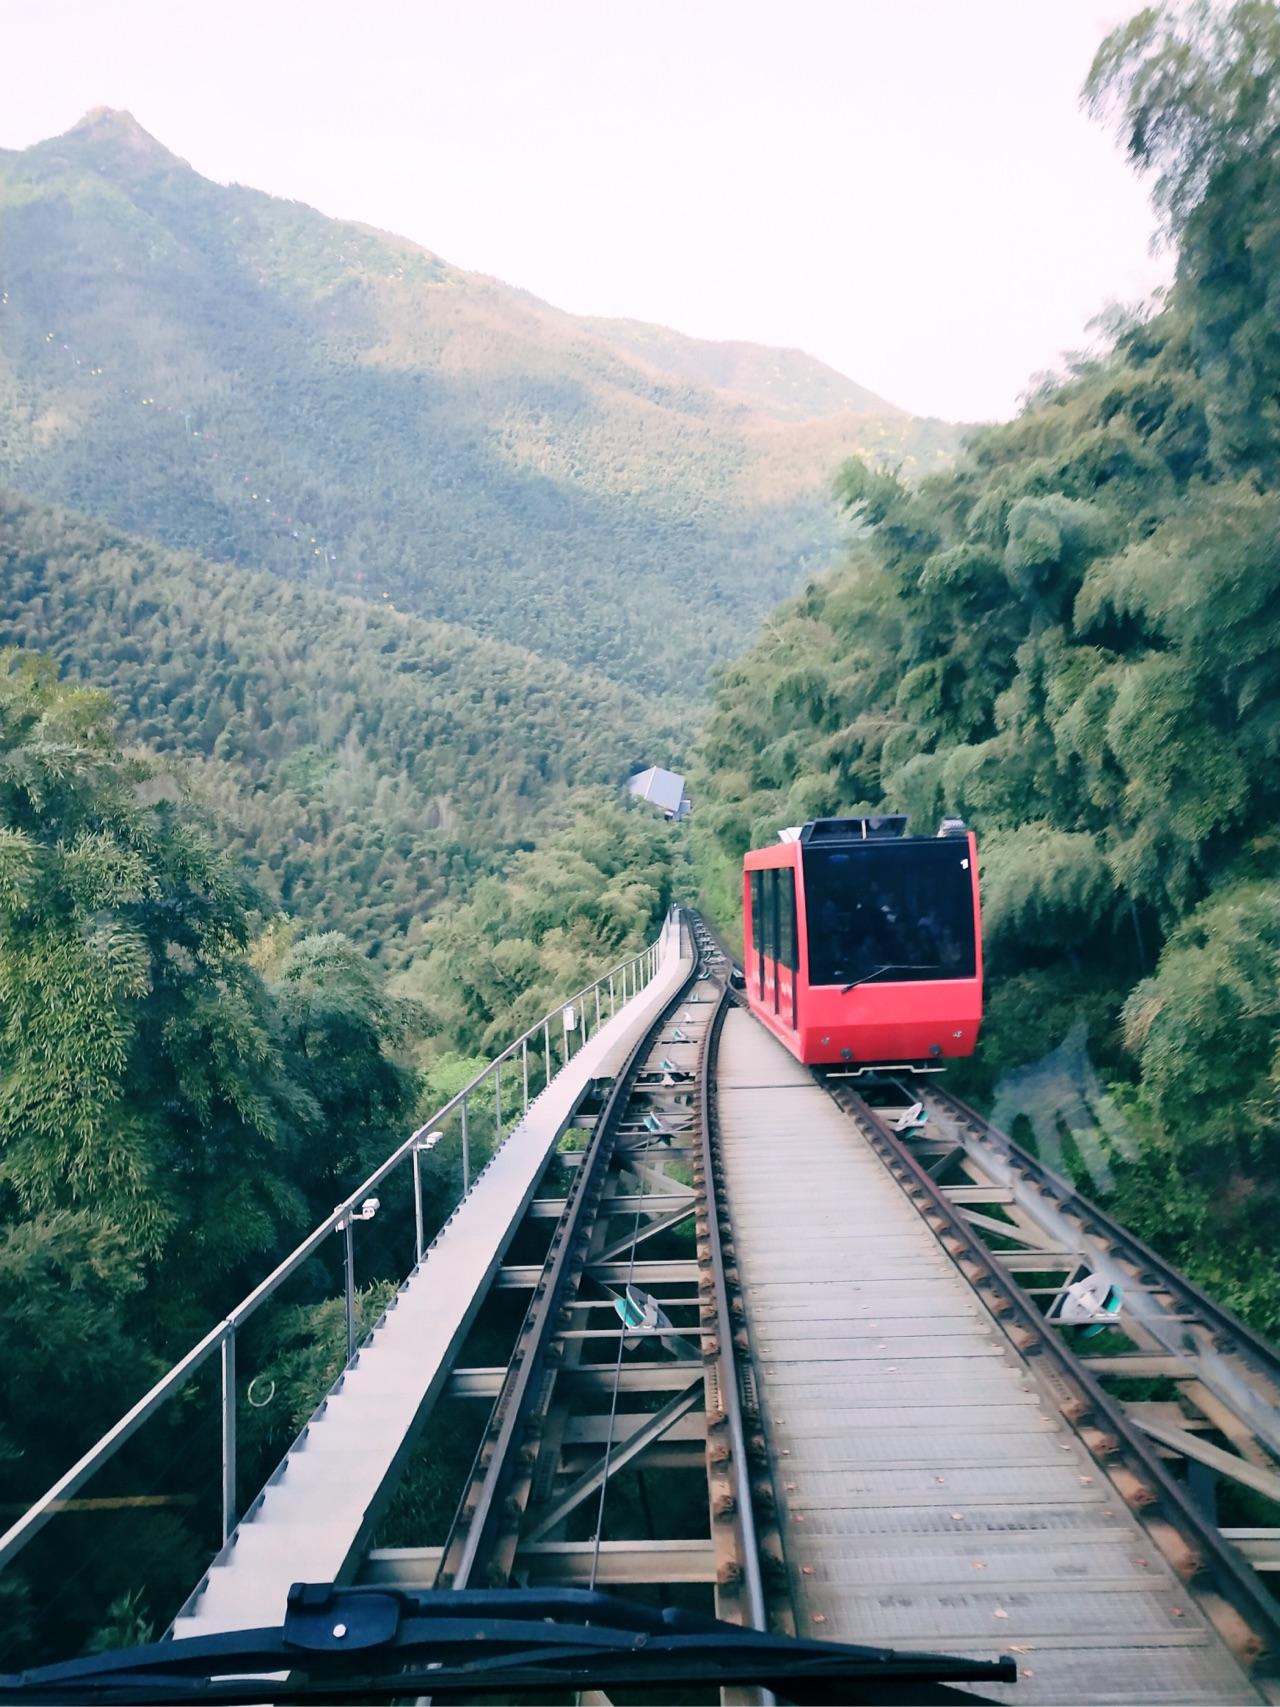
802;839;976;987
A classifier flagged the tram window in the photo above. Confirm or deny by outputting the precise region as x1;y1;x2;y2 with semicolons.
750;871;763;952
802;840;975;987
762;868;778;961
770;869;781;1006
779;868;797;970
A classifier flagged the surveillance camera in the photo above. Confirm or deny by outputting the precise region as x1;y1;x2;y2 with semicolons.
360;1196;380;1218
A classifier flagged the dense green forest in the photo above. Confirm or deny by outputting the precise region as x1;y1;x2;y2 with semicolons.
0;491;679;964
694;1;1280;1334
3;0;1279;1672
0;110;955;695
0;654;679;1661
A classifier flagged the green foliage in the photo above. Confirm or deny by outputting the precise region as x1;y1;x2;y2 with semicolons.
0;491;678;965
0;1211;153;1482
947;966;1128;1110
269;933;420;1197
1122;878;1280;1149
978;823;1118;952
85;1590;153;1657
398;795;679;1058
0;649;301;1262
0;658;429;1662
1084;0;1280;238
1087;4;1280;478
0;658;679;1664
694;0;1280;1334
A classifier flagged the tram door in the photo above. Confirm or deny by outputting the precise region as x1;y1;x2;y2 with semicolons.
749;866;799;1037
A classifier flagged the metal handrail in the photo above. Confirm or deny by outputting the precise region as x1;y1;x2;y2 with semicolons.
0;930;665;1572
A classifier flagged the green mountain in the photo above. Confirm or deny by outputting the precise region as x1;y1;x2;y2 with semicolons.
0;490;678;965
0;109;958;696
577;318;908;420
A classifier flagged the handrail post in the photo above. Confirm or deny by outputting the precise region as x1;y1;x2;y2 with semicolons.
522;1038;529;1112
461;1096;471;1195
543;1020;551;1085
220;1329;236;1544
413;1143;425;1266
609;972;615;1016
343;1217;356;1365
494;1062;502;1150
595;985;602;1032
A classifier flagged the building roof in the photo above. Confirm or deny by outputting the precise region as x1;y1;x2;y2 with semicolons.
627;766;686;814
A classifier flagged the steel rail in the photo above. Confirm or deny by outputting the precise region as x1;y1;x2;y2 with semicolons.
829;1083;1280;1676
436;916;703;1591
927;1083;1280;1449
700;910;1278;1674
700;900;1280;1403
695;972;769;1635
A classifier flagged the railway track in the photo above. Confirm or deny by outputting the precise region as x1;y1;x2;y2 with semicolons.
694;906;1279;1700
17;900;1276;1702
428;912;782;1640
920;1082;1280;1470
163;900;1277;1697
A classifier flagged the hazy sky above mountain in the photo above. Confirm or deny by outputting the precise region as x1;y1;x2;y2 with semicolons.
0;0;1169;421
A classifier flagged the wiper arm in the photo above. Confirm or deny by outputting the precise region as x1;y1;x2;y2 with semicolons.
1;1584;1015;1705
841;963;939;993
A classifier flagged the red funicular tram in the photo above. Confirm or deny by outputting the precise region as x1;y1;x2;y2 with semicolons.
742;815;982;1070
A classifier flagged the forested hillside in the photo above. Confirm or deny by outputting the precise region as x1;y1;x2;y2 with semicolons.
580;318;913;422
4;0;1279;1666
0;492;678;963
0;110;956;694
0;654;680;1661
693;2;1280;1334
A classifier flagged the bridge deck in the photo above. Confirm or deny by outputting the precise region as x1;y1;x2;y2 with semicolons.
715;1009;1258;1704
171;917;692;1640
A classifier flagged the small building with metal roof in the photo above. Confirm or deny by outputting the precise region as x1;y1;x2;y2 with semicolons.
627;765;689;819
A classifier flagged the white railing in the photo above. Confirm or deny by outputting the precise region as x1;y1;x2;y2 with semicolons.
0;932;663;1571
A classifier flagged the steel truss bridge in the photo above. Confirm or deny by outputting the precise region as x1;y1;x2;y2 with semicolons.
3;910;1280;1703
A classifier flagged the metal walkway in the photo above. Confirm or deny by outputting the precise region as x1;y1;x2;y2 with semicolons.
171;914;694;1640
715;1008;1260;1704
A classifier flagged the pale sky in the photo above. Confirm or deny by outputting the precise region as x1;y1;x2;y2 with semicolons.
0;0;1170;422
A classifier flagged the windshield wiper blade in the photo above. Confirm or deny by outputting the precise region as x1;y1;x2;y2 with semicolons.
2;1584;1016;1705
841;963;939;993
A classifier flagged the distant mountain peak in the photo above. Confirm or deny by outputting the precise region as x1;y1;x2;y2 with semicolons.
48;107;186;171
580;316;906;422
0;113;960;695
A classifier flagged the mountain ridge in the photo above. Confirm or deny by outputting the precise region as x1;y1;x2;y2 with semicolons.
0;111;960;694
578;315;909;422
13;110;913;427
